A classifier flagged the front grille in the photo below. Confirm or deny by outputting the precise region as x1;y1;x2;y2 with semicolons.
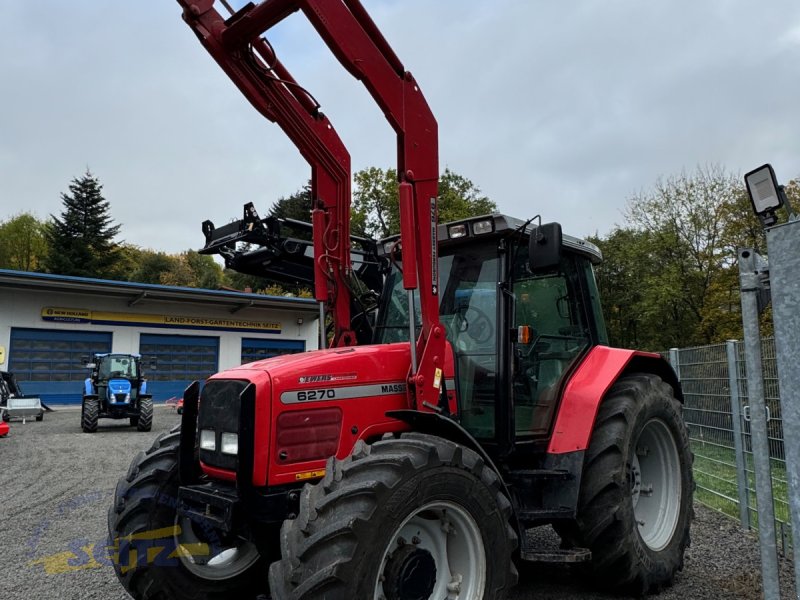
198;380;248;471
114;393;128;403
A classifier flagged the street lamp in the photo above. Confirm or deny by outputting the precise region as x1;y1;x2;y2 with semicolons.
744;164;788;227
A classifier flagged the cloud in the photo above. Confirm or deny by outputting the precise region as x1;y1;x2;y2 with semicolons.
1;0;799;253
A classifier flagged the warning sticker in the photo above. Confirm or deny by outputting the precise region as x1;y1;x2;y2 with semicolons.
295;470;326;481
433;368;442;390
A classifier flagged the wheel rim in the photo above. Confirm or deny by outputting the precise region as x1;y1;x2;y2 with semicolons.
630;418;682;551
374;501;486;600
174;516;260;580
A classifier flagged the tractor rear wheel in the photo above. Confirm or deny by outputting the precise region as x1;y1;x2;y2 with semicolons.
136;398;153;432
81;398;99;433
108;429;268;599
562;373;693;595
269;432;518;600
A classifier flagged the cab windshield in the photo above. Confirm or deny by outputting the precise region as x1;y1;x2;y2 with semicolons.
374;243;499;438
98;355;139;380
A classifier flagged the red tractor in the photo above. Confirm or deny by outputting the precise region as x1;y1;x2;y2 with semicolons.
108;2;693;599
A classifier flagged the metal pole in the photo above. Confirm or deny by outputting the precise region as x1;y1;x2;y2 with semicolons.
407;290;417;374
739;248;781;600
766;220;800;599
319;302;326;349
727;339;751;530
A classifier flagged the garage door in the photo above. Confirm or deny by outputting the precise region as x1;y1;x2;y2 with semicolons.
139;334;219;401
8;328;113;404
241;338;305;364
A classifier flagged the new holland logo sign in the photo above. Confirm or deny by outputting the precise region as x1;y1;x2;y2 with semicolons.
42;307;282;334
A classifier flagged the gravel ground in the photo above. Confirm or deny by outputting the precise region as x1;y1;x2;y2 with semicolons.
0;408;795;600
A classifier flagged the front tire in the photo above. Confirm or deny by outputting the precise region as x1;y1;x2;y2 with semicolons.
563;373;693;595
269;432;518;600
136;397;153;432
82;398;98;433
108;429;267;599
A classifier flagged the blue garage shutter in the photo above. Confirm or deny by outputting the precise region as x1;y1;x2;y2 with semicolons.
139;334;219;402
241;338;305;364
9;328;113;404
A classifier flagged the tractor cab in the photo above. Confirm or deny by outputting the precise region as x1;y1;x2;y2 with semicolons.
375;214;608;450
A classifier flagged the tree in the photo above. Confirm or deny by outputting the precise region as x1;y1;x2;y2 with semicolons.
353;167;496;238
592;165;774;350
159;251;225;289
45;171;121;278
0;213;49;272
269;185;312;222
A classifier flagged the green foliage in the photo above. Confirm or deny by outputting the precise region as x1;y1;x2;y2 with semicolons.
353;167;496;238
44;171;121;278
0;212;48;271
592;165;784;350
269;185;312;222
125;247;224;289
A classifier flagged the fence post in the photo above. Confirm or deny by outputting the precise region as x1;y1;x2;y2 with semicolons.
739;248;781;600
766;219;800;598
727;339;751;530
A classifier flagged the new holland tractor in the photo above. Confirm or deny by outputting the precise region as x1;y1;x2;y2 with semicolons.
108;2;693;599
82;353;154;433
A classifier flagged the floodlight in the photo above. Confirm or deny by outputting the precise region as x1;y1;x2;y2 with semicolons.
744;164;784;226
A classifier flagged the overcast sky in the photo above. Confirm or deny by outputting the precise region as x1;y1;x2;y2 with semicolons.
2;1;799;254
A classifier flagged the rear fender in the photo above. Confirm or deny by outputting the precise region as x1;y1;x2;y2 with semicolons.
547;346;681;455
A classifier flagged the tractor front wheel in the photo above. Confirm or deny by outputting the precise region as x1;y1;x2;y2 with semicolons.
136;397;153;432
81;398;98;433
269;433;518;600
108;429;268;599
563;373;693;595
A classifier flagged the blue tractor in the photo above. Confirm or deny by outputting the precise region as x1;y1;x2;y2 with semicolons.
81;353;155;433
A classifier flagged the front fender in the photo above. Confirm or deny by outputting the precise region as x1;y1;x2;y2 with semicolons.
547;345;681;455
84;379;95;396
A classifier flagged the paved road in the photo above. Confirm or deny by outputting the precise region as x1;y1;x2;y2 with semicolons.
0;408;794;599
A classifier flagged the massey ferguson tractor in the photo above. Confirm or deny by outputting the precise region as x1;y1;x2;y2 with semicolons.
108;2;693;599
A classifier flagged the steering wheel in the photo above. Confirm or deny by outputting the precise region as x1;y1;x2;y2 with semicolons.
454;304;494;344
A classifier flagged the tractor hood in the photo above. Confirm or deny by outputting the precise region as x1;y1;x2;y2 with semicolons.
228;342;413;388
108;379;132;403
203;342;456;487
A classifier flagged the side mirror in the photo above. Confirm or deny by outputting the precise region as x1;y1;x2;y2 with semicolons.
81;354;90;366
528;222;562;273
149;357;158;371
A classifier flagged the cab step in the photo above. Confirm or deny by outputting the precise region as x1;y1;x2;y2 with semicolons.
519;547;592;563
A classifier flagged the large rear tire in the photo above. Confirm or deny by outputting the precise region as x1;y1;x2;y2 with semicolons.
108;429;267;600
136;397;153;432
561;373;693;595
269;432;518;600
81;398;99;433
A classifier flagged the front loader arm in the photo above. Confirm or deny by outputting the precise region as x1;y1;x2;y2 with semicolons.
177;0;446;408
201;202;383;344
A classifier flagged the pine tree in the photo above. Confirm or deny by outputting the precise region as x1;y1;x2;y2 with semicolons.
45;171;121;278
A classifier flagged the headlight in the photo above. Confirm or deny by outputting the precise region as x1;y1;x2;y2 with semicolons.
448;224;467;238
472;219;493;235
220;432;239;456
200;429;216;451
